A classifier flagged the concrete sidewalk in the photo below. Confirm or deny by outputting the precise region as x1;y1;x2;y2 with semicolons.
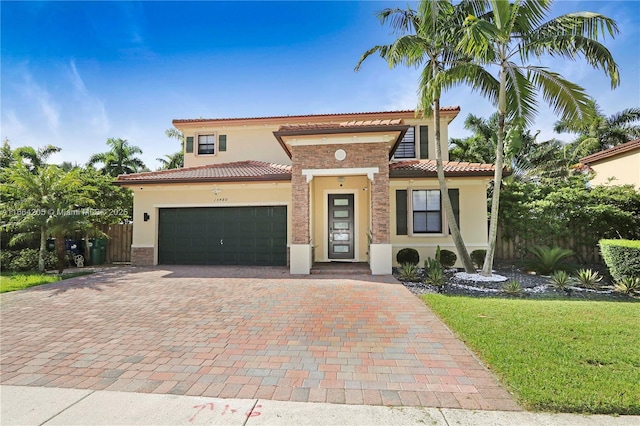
2;386;638;426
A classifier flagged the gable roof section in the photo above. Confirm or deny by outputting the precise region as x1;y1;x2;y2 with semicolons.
273;119;410;159
390;160;497;178
172;108;460;126
114;161;292;185
579;139;640;165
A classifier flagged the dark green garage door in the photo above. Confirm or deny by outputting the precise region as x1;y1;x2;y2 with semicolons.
158;206;287;266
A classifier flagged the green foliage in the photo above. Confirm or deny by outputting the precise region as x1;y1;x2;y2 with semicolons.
613;277;640;296
548;270;572;291
87;138;146;177
397;263;421;282
499;178;640;262
470;249;486;269
396;248;420;266
524;246;574;275
423;295;640;414
2;249;59;272
424;256;446;291
502;280;524;296
438;249;457;269
600;239;640;280
0;271;93;293
574;269;603;289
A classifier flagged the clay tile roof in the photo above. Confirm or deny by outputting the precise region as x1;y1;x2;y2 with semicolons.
115;161;291;185
579;139;640;164
173;108;460;125
389;160;498;177
277;119;404;132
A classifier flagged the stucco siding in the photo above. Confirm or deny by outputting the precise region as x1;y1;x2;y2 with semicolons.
130;182;292;265
589;150;640;188
389;177;489;267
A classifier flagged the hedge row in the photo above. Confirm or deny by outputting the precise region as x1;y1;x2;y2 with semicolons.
599;239;640;280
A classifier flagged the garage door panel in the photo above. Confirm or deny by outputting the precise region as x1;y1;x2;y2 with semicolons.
158;206;287;266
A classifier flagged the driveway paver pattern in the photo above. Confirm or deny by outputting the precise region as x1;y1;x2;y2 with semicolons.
0;266;520;410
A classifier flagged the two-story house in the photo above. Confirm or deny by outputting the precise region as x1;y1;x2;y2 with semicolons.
115;108;496;274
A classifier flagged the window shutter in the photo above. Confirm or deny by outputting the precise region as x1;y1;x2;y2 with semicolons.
185;137;194;153
219;134;227;151
419;126;429;159
396;190;408;235
448;189;460;233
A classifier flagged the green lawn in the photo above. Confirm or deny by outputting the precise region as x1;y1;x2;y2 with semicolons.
0;271;93;293
422;294;640;415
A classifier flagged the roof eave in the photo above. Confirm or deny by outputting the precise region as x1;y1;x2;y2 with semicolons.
114;175;292;186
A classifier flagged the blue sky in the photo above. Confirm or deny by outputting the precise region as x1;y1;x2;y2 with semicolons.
2;1;639;169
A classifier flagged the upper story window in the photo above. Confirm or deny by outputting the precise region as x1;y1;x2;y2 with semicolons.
412;189;442;233
198;134;216;155
394;127;416;159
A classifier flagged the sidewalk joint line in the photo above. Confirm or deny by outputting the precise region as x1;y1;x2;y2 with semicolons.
242;399;259;426
38;389;96;426
438;408;451;426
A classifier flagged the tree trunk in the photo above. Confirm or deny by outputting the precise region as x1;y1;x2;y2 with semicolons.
55;234;66;274
38;226;46;273
434;99;475;271
482;66;507;276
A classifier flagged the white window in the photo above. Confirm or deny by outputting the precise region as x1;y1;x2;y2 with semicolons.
412;189;442;234
197;134;216;155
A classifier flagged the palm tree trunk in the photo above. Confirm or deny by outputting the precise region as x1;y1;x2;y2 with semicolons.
38;226;46;272
482;66;507;276
434;97;476;273
55;234;66;274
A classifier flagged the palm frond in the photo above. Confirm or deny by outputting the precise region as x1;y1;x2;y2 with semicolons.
527;66;591;123
608;108;640;128
504;64;538;125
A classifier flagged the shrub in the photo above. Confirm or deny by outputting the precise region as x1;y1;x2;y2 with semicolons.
574;269;603;289
470;249;486;269
9;248;40;272
548;270;572;291
599;239;640;280
439;249;457;269
0;250;16;272
523;246;574;275
613;277;640;296
424;258;446;291
396;248;419;266
502;280;524;296
397;263;421;282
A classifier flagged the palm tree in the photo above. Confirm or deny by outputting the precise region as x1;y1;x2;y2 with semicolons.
14;144;61;172
458;0;619;276
156;152;184;170
554;99;640;158
356;0;496;273
5;162;94;272
88;138;146;177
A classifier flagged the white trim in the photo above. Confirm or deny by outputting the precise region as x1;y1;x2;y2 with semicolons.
195;131;217;156
288;134;397;146
323;189;359;262
302;167;379;183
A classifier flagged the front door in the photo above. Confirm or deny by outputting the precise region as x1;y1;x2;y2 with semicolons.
328;194;354;260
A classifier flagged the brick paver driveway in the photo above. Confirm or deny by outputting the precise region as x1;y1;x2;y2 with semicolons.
0;266;519;410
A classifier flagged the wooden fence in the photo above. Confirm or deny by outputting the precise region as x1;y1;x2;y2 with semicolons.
494;225;603;263
69;223;133;264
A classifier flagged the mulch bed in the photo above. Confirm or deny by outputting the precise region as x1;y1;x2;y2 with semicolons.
395;261;638;301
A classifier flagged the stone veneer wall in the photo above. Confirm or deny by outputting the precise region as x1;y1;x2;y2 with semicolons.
291;142;390;245
131;247;154;266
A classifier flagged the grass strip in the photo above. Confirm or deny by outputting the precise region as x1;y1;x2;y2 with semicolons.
0;271;93;293
422;294;640;414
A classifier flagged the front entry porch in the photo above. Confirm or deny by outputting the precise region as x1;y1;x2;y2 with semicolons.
310;261;372;275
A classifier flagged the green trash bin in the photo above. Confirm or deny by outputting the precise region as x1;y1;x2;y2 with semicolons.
90;246;104;265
